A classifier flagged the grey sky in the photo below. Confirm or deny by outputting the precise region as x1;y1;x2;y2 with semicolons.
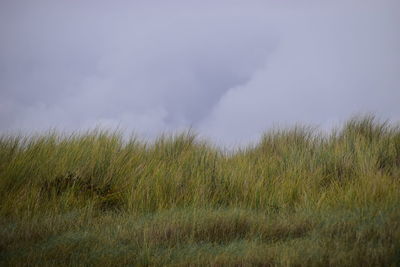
1;0;399;146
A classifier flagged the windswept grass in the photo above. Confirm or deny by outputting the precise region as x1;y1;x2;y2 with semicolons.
0;115;399;266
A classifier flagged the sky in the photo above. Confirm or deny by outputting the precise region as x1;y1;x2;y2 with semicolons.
1;0;399;146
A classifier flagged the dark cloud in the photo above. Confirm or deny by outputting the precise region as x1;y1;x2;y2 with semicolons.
0;0;399;146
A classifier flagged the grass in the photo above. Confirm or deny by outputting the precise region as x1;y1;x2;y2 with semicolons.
0;115;399;266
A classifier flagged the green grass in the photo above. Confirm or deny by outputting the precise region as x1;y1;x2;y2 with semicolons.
0;115;399;266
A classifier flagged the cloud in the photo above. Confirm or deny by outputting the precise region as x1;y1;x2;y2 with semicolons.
0;0;399;146
199;0;400;145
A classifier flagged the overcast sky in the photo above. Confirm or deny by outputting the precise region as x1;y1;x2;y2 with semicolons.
1;0;399;146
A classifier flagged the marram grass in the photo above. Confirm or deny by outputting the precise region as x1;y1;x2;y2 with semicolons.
0;115;399;266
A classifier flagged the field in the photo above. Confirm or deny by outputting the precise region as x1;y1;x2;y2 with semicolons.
0;115;399;266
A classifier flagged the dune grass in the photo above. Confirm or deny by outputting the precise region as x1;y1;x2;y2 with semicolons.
0;115;399;266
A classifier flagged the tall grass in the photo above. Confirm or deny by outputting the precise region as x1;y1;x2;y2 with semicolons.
1;115;399;266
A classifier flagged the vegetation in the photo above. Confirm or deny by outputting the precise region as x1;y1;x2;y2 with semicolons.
0;115;399;266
